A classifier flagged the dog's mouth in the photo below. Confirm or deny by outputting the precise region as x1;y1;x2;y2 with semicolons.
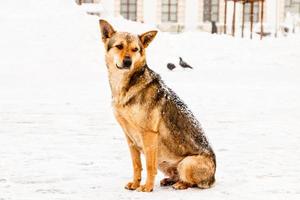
116;64;130;70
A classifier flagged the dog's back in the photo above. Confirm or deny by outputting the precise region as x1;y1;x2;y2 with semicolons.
135;66;215;157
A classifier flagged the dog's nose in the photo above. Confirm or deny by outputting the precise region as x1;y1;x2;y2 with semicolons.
123;56;132;68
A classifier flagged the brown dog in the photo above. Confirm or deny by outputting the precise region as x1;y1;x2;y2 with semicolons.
99;20;216;192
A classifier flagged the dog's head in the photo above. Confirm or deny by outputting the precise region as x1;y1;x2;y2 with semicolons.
99;20;157;71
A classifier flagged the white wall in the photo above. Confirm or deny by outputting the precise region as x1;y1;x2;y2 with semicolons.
185;0;198;31
143;0;157;25
101;0;115;15
266;0;277;32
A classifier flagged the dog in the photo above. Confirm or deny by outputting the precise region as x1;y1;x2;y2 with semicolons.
99;20;216;192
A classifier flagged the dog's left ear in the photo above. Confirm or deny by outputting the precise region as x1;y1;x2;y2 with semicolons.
99;20;116;43
139;31;157;48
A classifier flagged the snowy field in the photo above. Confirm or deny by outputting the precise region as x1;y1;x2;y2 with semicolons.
1;1;300;200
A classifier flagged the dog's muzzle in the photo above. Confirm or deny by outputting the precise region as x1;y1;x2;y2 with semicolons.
116;56;132;69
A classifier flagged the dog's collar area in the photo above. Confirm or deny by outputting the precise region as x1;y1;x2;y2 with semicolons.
116;64;130;70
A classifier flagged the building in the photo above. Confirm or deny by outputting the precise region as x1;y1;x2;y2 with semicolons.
76;0;300;35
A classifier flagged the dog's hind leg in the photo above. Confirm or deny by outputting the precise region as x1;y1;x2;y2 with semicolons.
174;153;216;190
159;163;179;186
160;177;177;186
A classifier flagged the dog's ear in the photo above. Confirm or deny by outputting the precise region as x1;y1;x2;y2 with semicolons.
99;20;116;42
139;30;157;48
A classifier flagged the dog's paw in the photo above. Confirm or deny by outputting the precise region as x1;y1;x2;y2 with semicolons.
136;184;153;192
160;178;176;186
172;181;190;190
125;182;140;190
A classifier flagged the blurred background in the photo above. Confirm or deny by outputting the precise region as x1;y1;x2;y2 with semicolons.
76;0;300;37
0;1;299;200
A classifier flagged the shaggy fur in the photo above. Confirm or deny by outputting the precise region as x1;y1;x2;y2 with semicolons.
99;20;216;192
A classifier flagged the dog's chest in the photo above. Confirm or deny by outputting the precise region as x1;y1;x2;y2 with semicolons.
114;102;149;126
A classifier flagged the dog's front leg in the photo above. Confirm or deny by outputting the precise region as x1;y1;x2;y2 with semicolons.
137;132;158;192
124;135;142;190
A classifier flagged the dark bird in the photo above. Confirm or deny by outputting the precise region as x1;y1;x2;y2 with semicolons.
179;57;193;69
167;63;176;70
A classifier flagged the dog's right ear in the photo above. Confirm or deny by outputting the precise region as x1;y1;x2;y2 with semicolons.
99;20;116;43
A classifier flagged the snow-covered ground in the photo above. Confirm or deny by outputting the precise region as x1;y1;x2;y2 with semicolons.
1;1;300;199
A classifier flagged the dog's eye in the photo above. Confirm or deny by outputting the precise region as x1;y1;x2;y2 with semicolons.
115;44;123;50
132;47;139;52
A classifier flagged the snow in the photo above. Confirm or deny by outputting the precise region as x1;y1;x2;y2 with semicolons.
1;1;300;200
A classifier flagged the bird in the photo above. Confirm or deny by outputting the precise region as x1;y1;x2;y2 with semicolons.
167;63;176;70
179;57;193;69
